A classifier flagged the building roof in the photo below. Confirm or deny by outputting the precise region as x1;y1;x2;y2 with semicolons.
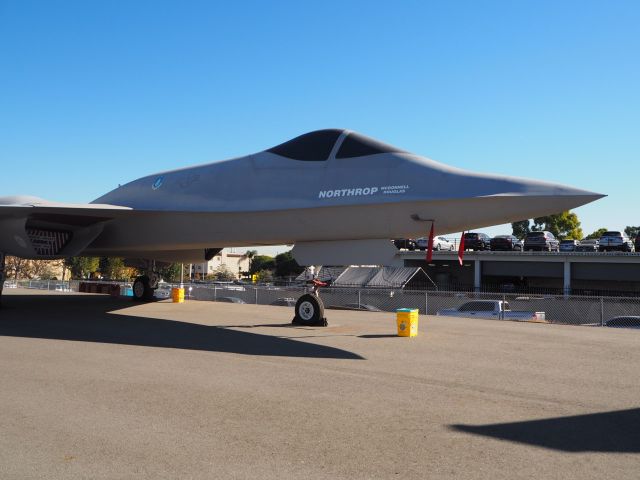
333;266;428;288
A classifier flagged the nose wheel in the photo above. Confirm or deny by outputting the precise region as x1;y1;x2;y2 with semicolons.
292;278;328;326
293;294;327;326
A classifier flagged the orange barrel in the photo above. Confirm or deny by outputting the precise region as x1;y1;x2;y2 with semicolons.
171;287;185;303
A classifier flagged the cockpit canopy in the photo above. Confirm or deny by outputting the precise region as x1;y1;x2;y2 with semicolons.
267;129;406;161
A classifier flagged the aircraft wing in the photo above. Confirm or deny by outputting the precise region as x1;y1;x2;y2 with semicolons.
0;196;132;259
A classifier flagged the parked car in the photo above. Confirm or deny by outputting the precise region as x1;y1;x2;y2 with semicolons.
416;236;455;251
216;296;246;304
598;231;634;252
154;285;172;299
559;239;580;252
605;316;640;329
270;297;297;307
393;238;416;251
437;300;546;322
490;235;523;251
576;239;599;252
463;232;491;251
524;231;560;252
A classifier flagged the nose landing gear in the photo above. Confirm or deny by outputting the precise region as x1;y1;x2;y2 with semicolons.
292;278;328;327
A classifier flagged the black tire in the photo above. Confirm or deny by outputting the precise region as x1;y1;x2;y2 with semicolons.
435;243;441;251
294;294;325;326
132;275;154;302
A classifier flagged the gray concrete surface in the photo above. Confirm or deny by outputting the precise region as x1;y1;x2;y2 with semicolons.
0;289;639;479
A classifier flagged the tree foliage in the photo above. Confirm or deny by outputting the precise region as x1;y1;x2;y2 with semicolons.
249;255;275;274
64;257;100;279
4;257;64;280
532;211;582;240
513;211;583;241
157;263;190;283
274;251;304;278
585;228;608;240
244;250;258;272
246;250;303;279
511;220;531;239
255;269;273;282
206;266;236;281
624;226;640;239
99;257;129;280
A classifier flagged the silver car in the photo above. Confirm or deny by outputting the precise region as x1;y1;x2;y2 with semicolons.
576;239;599;252
416;236;455;251
598;231;634;252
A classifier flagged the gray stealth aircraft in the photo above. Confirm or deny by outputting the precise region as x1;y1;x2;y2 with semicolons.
0;129;603;305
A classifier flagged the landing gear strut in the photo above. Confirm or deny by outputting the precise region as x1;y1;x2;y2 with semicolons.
292;277;328;327
132;260;160;302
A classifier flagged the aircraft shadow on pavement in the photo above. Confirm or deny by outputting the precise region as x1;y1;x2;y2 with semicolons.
0;295;363;360
451;408;640;453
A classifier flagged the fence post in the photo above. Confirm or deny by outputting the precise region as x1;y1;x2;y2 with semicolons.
424;291;428;316
600;297;604;327
255;287;258;305
213;286;217;302
358;290;361;309
502;293;506;321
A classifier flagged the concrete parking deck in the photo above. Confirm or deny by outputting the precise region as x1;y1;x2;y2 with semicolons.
1;289;639;479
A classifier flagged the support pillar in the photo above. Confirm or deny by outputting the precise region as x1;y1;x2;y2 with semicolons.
474;259;481;292
563;260;571;297
0;252;5;307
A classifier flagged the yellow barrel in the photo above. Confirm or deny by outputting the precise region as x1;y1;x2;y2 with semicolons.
396;308;419;337
171;287;185;303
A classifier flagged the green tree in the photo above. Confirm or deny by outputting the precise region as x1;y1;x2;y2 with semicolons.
250;255;275;274
64;257;100;279
585;228;608;240
531;211;583;240
206;266;236;281
274;251;304;278
511;220;531;239
255;269;273;283
244;250;258;272
158;263;188;283
99;257;128;280
624;226;640;239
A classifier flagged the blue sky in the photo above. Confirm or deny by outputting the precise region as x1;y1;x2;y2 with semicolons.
1;1;639;255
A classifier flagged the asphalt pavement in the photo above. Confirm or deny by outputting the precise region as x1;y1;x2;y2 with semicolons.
0;289;639;479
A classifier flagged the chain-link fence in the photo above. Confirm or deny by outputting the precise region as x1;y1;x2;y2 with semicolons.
180;284;640;329
4;279;77;292
6;279;640;329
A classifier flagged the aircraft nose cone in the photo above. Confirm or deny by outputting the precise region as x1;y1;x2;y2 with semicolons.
493;176;606;204
481;173;606;218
